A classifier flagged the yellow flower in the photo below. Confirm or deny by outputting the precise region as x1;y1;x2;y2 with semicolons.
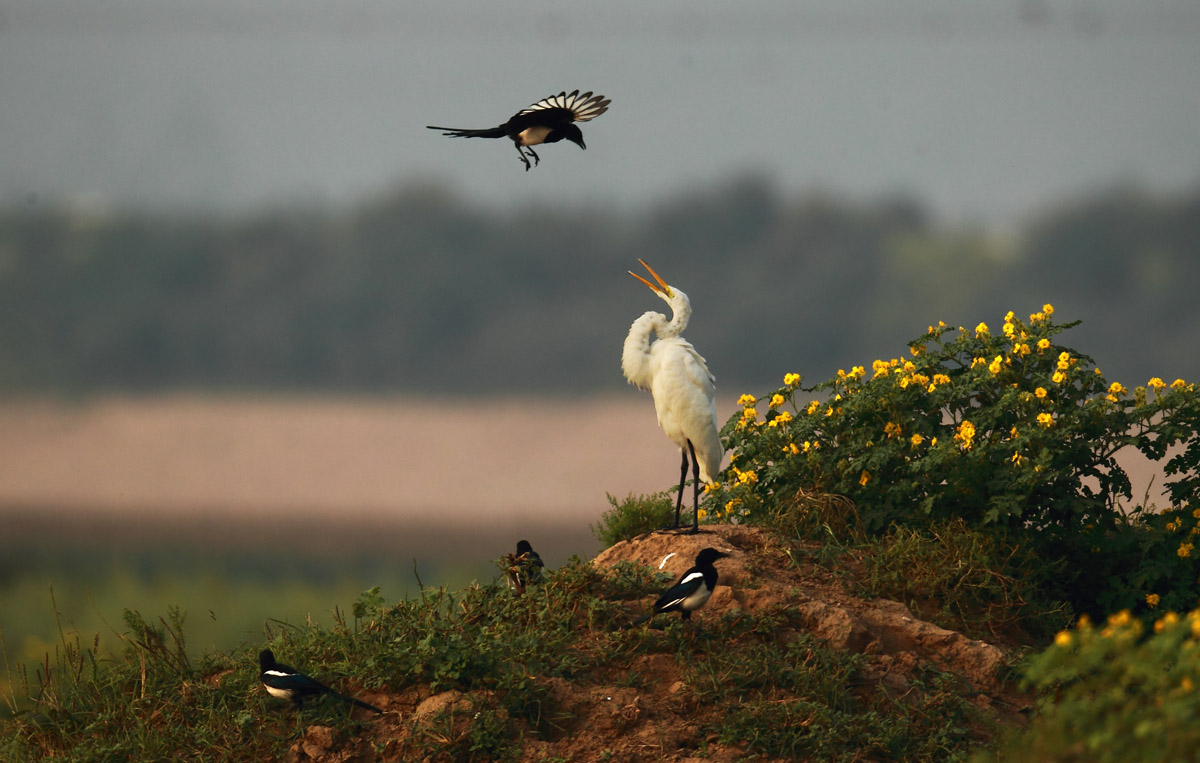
930;436;938;447
954;420;976;450
769;393;785;408
1108;382;1127;397
737;393;756;406
1030;311;1045;323
1148;377;1165;391
1057;352;1071;371
1043;303;1054;316
1037;338;1050;351
768;410;793;427
1034;387;1047;399
1011;451;1024;466
1167;521;1178;533
1054;630;1073;647
988;355;1003;375
1002;322;1015;338
910;344;925;356
1179;542;1194;558
736;468;758;485
848;365;866;380
1004;310;1015;323
696;508;707;521
971;357;986;369
1010;425;1019;439
784;372;801;387
872;359;890;377
1146;593;1160;608
806;400;821;415
1172;378;1188;389
859;470;871;487
802;441;812;452
741;407;758;421
975;322;989;337
703;481;720;493
1052;371;1066;384
1037;412;1054;428
910;433;924;447
1192;508;1200;520
784;443;800;455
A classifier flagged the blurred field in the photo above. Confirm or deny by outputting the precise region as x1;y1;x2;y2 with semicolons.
0;394;698;696
0;393;1170;700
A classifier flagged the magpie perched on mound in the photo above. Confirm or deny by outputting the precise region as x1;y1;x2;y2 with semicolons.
427;90;611;170
632;547;729;625
506;539;546;593
258;649;382;714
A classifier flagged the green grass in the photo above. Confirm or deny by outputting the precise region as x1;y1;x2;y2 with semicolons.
2;550;1001;761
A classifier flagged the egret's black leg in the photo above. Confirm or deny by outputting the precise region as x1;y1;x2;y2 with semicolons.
669;448;688;529
687;440;701;534
527;146;541;166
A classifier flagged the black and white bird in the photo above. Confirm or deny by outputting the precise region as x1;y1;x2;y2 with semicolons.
633;547;729;625
258;649;382;714
511;539;545;589
427;90;611;170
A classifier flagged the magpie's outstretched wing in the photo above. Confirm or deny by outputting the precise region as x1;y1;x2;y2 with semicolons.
517;90;611;123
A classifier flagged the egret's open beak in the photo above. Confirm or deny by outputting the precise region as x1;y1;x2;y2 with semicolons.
629;259;673;298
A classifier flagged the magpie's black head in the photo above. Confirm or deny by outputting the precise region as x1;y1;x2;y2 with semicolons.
259;649;276;670
561;123;586;150
695;548;729;566
516;539;534;555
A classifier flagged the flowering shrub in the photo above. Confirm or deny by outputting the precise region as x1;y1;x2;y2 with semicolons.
992;608;1200;761
713;307;1200;615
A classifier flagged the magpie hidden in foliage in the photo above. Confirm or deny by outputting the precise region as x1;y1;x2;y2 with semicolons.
427;90;611;170
506;539;546;593
633;547;730;625
258;649;382;714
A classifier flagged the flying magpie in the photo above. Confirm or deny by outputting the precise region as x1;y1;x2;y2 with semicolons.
427;90;611;171
506;539;546;593
632;547;729;625
258;649;382;714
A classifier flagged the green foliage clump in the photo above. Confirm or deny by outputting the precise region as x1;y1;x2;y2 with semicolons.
590;492;675;547
713;307;1200;619
987;609;1200;762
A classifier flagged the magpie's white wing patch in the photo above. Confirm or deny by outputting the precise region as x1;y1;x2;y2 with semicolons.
264;669;292;678
678;571;704;586
520;90;611;122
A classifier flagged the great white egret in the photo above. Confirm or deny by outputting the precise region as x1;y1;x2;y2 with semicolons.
622;259;723;534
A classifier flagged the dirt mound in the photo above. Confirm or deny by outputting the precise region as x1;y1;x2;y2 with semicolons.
285;524;1025;762
595;524;1010;691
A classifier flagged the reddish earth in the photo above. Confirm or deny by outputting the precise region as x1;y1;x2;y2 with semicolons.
281;525;1029;762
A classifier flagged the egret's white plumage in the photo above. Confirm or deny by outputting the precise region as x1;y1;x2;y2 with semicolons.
622;259;723;533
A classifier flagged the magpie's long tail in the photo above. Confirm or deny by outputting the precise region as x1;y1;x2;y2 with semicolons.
328;689;383;714
626;612;653;629
426;125;507;139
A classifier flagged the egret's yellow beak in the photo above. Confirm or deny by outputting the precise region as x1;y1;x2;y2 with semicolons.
629;259;674;298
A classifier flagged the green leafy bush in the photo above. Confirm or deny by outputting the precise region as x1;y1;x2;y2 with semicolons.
590;492;675;547
986;608;1200;761
712;306;1200;617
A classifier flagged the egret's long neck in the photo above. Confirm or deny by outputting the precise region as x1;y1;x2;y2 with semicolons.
660;295;691;338
622;311;667;390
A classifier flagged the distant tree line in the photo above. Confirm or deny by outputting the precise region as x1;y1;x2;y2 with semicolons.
1;177;1197;397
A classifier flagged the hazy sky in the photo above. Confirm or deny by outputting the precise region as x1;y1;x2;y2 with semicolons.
2;0;1199;223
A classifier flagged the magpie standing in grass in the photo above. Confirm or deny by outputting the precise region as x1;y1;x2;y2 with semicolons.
258;649;382;714
506;539;546;593
427;90;611;170
632;547;729;625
